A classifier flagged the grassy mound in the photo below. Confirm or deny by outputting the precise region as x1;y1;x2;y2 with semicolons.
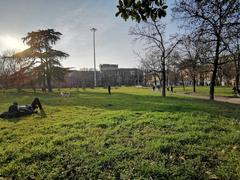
0;87;239;179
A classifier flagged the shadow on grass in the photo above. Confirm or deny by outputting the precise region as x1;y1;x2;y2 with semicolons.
0;111;47;123
43;91;240;120
1;90;240;121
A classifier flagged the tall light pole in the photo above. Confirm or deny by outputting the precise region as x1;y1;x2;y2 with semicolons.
90;27;97;87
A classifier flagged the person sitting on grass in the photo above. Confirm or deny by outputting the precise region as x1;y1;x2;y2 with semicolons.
0;97;46;119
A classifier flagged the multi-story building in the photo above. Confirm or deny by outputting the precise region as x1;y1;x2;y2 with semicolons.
60;64;144;88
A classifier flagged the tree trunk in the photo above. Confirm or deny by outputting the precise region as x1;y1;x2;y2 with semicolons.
236;73;239;90
154;74;157;86
42;73;46;90
166;69;169;87
193;74;196;93
156;73;161;91
181;76;185;91
46;73;52;92
162;61;166;97
41;59;47;90
210;38;220;100
210;66;217;100
46;61;52;92
220;71;223;86
200;72;204;86
236;59;240;91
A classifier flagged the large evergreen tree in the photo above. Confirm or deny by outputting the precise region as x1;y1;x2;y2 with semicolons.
21;29;69;92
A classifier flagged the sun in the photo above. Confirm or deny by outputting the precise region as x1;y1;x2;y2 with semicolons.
0;35;28;51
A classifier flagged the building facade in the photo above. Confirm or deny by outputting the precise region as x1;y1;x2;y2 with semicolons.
60;64;144;88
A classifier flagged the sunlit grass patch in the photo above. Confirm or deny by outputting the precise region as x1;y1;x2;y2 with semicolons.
0;87;240;179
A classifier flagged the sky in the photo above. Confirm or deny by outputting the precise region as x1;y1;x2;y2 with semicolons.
0;0;178;70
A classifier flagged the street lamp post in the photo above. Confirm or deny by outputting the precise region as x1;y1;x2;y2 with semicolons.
90;27;97;87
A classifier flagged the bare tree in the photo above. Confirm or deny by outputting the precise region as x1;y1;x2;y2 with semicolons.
130;22;180;96
173;0;240;100
168;51;187;90
136;50;162;86
0;50;18;89
0;50;34;91
222;29;240;91
0;55;5;88
232;43;240;91
177;35;206;92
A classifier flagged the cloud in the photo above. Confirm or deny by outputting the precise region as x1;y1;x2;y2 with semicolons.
53;1;140;69
0;0;146;69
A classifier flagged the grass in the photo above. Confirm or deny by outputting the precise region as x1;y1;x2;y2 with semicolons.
0;87;240;179
174;86;234;97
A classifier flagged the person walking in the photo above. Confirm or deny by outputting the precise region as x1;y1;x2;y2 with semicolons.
108;85;111;95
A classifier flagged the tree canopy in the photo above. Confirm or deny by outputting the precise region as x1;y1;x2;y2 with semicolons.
21;29;69;92
173;0;240;100
116;0;168;22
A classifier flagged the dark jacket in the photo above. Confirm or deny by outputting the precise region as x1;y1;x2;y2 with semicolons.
0;104;35;118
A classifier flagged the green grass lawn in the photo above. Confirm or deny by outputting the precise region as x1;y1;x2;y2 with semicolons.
174;86;234;97
0;87;240;179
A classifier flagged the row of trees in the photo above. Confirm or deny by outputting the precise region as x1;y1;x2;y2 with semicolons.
117;0;240;100
0;29;69;92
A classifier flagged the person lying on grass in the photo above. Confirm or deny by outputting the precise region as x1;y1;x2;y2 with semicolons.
0;97;46;119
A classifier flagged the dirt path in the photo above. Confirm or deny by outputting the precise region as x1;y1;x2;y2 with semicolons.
175;92;240;105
